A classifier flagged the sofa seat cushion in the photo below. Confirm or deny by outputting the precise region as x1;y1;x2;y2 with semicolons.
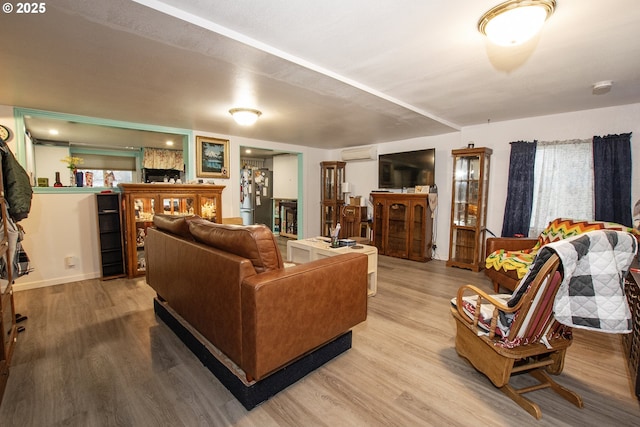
189;219;284;273
486;218;636;279
153;214;200;239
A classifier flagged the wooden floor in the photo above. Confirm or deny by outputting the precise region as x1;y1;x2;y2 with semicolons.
1;255;639;426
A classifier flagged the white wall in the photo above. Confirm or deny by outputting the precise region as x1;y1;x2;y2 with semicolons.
35;144;69;186
273;154;298;199
336;103;640;261
9;102;640;290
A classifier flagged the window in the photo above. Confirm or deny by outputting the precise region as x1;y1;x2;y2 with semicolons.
529;139;593;237
76;169;134;187
71;150;138;187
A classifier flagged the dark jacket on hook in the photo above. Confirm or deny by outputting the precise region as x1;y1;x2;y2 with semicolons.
0;142;33;222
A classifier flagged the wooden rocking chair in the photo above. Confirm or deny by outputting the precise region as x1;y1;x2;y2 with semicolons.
451;253;583;419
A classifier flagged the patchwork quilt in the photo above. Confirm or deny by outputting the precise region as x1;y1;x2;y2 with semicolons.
547;230;636;333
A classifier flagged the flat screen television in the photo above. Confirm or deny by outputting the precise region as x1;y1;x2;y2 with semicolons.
378;148;435;189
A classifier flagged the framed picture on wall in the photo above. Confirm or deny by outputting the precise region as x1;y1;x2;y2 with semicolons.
196;136;229;178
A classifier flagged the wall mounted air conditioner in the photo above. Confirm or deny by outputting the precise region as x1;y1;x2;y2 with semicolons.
340;145;377;162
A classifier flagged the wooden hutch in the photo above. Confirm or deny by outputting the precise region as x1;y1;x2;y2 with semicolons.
371;192;433;262
119;183;225;278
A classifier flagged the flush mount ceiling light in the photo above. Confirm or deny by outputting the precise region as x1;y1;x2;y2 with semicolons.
592;80;613;95
229;108;262;126
478;0;556;46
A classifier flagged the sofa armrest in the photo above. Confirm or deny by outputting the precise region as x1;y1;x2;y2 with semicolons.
240;252;368;380
485;237;538;258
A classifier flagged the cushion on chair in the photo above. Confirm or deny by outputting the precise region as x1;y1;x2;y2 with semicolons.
485;218;636;279
451;294;512;337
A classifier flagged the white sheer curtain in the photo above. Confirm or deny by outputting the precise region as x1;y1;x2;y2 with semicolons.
529;139;593;237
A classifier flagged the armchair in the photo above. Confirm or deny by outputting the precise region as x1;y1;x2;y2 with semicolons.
485;218;637;292
452;230;637;419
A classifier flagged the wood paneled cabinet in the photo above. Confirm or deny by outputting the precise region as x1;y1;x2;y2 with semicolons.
371;193;433;262
119;184;225;278
0;170;16;404
321;161;346;237
446;147;492;271
625;267;640;399
340;205;369;240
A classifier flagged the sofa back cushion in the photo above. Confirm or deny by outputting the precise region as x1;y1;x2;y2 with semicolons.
153;214;200;239
189;219;284;273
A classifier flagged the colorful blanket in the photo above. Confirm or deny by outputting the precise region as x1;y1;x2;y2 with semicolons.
486;218;637;279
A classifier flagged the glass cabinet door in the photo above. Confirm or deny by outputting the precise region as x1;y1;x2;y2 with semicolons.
410;201;425;260
324;165;335;201
161;196;194;216
453;156;480;227
387;201;408;257
323;204;336;237
447;147;492;271
133;195;155;273
199;195;218;221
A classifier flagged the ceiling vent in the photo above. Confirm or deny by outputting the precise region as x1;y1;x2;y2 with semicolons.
341;146;377;162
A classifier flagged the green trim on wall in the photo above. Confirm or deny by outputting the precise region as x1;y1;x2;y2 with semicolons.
13;107;193;192
33;186;122;194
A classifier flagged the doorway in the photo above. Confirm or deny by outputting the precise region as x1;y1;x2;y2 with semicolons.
239;146;302;239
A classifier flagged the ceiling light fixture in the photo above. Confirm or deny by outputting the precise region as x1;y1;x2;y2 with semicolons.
478;0;556;46
592;80;613;95
229;108;262;126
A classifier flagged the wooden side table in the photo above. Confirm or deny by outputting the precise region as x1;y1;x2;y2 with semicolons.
625;267;640;399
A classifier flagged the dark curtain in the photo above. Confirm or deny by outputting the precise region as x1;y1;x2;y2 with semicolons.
501;141;537;237
593;133;632;226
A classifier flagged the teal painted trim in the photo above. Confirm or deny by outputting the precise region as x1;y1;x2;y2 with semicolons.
184;132;194;181
33;186;122;194
14;107;191;135
70;147;142;158
13;108;28;165
297;152;304;238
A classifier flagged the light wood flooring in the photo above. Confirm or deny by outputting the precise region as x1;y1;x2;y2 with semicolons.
1;255;639;426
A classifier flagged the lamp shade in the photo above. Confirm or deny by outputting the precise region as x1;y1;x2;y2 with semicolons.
229;108;262;126
478;0;556;46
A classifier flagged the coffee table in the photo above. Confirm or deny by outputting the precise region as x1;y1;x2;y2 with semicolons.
287;238;378;296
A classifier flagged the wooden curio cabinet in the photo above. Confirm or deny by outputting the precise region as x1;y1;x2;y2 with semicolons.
371;193;432;262
320;161;346;237
119;184;225;278
446;147;492;271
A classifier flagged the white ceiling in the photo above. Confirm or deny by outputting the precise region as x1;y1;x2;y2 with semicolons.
2;0;640;150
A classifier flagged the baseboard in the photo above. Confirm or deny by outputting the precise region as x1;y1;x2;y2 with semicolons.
153;298;352;410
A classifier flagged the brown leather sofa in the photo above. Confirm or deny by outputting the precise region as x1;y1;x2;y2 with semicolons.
145;214;368;385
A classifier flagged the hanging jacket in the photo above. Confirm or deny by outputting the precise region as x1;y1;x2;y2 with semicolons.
0;142;33;222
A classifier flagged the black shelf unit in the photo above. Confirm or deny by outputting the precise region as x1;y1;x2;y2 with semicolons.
96;193;126;279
